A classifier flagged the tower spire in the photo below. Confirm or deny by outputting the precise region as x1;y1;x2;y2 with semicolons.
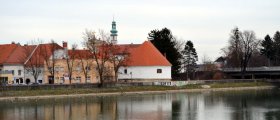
110;19;118;44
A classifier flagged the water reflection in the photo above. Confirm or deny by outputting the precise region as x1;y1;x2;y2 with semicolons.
0;89;280;120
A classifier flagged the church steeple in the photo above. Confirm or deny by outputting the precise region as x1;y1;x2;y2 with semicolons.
110;20;118;44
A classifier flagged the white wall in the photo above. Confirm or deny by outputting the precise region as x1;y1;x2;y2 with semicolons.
3;65;44;84
3;65;25;84
118;66;171;79
24;67;44;84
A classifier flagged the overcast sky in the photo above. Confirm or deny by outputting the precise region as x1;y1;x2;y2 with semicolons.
0;0;279;63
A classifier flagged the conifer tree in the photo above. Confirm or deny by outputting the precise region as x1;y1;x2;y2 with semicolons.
182;40;198;80
260;35;274;66
148;28;182;78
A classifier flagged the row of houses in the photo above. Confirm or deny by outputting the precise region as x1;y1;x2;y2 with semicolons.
0;21;172;85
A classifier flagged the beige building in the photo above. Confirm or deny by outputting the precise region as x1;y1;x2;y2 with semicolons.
42;47;115;84
43;59;99;84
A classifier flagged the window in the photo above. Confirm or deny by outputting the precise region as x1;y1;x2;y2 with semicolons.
55;67;59;72
20;78;23;83
76;76;81;83
86;66;91;71
60;77;64;83
157;69;162;73
38;80;43;84
18;70;21;75
124;69;127;74
76;66;81;72
60;67;64;72
11;70;14;75
86;76;91;81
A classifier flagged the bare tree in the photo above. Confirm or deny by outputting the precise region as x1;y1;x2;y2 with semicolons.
224;27;260;78
77;50;94;83
239;31;260;78
109;45;130;82
41;40;59;84
22;40;43;84
65;44;77;84
83;29;113;87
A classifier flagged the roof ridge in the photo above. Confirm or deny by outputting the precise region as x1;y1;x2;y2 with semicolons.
24;44;39;65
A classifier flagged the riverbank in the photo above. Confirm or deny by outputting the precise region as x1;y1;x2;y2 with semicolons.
0;82;276;101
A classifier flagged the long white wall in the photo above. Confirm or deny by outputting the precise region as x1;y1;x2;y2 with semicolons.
118;66;171;79
3;65;44;84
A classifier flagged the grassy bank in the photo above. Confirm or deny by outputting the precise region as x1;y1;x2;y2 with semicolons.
208;82;272;88
0;82;273;97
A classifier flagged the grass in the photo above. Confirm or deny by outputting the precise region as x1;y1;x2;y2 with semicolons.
0;82;273;97
208;82;272;88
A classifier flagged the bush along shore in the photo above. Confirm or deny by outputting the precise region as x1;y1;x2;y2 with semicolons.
0;82;274;99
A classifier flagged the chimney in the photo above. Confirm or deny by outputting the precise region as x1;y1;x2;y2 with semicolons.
63;41;67;48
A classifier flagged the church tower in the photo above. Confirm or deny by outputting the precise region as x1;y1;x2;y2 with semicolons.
110;20;118;44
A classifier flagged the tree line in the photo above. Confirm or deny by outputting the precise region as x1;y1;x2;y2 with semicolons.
222;27;280;78
148;28;198;80
148;27;280;80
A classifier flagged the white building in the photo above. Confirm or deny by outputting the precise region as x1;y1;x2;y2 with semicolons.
117;41;172;82
108;20;172;82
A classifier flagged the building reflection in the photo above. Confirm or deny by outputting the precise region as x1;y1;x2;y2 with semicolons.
1;89;280;120
0;97;117;120
117;94;172;120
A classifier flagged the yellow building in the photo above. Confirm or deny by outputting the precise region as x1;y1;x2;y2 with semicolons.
0;71;13;84
43;49;115;84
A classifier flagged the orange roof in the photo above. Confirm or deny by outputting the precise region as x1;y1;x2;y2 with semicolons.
26;43;63;66
120;41;172;66
1;41;171;67
68;49;93;59
0;43;63;66
5;45;36;64
0;44;18;64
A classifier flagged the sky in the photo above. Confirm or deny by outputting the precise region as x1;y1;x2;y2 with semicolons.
0;0;279;63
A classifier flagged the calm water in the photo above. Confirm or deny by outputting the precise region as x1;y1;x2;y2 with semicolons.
0;89;280;120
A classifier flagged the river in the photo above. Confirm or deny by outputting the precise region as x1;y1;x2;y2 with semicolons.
0;88;279;120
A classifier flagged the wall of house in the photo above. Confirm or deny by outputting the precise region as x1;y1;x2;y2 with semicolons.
2;65;25;84
2;65;45;84
118;66;171;80
24;67;44;84
43;59;101;84
0;71;13;84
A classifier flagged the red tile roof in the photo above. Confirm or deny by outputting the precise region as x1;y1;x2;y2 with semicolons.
68;49;93;59
1;41;171;67
26;43;63;66
0;44;18;64
120;41;172;66
0;43;63;66
5;45;36;64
